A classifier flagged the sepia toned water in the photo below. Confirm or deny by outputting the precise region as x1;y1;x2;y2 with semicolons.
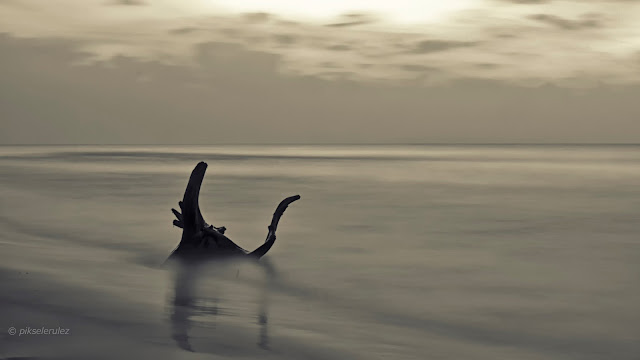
1;145;639;360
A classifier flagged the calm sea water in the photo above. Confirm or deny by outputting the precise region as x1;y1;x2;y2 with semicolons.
1;145;639;360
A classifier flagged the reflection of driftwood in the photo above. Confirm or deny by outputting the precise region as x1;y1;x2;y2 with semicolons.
167;162;300;263
170;260;276;352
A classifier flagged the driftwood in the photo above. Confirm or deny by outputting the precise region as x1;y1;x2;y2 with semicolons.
166;162;300;262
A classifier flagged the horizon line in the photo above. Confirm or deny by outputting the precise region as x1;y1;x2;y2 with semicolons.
1;142;639;146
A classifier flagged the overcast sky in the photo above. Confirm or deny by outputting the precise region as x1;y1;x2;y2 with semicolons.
1;0;639;144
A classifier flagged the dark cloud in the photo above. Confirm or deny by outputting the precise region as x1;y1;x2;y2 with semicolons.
326;44;352;51
326;20;371;27
168;27;200;35
219;28;240;36
276;19;300;27
528;14;602;30
475;63;501;69
242;12;271;23
317;70;355;79
320;61;339;68
194;42;280;78
273;34;297;45
400;64;436;72
495;33;518;39
326;13;378;27
106;0;145;5
411;40;478;54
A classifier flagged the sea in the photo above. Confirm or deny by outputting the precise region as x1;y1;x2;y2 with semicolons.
1;145;639;360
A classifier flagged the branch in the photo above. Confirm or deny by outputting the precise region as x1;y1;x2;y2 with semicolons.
248;195;301;258
172;208;184;228
179;162;207;244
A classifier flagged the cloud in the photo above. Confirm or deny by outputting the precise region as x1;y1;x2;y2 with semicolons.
0;1;638;88
528;14;602;30
242;12;271;23
411;40;479;54
326;44;352;51
106;0;145;5
400;64;437;72
326;13;379;28
3;34;640;145
475;63;502;69
1;2;639;146
168;27;200;35
273;34;297;45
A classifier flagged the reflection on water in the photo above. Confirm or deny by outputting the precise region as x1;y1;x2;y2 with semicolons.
169;258;277;353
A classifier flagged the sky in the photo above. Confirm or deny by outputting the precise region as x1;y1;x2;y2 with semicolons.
1;0;639;144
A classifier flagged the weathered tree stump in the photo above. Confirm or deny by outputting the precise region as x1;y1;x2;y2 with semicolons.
166;162;300;263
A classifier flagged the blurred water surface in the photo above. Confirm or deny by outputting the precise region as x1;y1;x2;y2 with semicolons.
1;145;639;359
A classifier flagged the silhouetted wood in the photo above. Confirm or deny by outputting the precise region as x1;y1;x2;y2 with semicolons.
166;162;300;263
249;195;301;258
